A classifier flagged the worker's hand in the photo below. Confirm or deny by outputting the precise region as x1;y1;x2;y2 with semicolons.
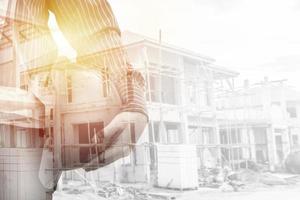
85;112;147;171
103;111;147;148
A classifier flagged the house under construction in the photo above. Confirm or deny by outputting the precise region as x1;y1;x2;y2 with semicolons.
216;78;300;171
59;31;240;189
1;5;300;199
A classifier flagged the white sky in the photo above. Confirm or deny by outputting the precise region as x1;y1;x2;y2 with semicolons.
49;0;300;89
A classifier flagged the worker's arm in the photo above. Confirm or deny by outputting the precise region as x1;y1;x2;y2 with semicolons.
84;111;147;171
48;0;148;168
49;0;148;117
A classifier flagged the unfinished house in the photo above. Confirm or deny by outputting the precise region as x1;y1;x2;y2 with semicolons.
120;32;238;188
24;59;133;182
55;32;238;190
1;12;240;194
216;78;300;171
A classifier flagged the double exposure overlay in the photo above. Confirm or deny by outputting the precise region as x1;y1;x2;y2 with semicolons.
1;1;300;200
1;0;147;199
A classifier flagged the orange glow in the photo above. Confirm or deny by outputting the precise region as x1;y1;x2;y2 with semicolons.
48;13;76;60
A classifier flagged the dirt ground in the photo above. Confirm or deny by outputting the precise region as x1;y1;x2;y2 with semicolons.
53;172;300;200
176;186;300;200
53;184;300;200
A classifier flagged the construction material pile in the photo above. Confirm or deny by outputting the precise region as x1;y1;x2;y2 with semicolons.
55;181;176;200
97;183;152;200
198;165;300;192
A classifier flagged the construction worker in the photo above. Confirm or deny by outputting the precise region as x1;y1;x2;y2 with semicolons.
1;0;148;197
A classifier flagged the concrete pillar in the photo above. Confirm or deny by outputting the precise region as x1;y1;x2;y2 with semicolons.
159;120;167;144
180;114;189;144
267;127;276;171
282;128;291;159
241;128;250;160
248;127;257;162
215;125;222;164
178;57;189;144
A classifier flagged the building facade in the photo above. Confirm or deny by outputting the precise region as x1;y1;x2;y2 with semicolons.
216;79;300;170
2;27;300;197
121;32;238;171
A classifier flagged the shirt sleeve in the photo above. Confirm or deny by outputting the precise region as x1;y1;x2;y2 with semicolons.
49;0;148;120
117;65;148;120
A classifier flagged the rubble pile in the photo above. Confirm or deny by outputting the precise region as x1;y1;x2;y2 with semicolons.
198;165;300;192
59;182;176;200
97;183;151;200
97;183;176;200
198;167;229;188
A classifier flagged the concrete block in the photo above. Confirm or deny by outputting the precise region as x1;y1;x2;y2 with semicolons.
0;148;47;200
156;144;198;190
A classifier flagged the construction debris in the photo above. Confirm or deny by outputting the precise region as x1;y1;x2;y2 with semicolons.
198;167;229;188
198;165;300;193
57;181;176;200
285;150;300;174
96;184;176;200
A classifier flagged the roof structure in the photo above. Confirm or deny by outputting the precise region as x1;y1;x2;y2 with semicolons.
122;31;239;79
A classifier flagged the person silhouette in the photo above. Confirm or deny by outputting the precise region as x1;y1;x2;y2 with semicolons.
0;0;148;199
